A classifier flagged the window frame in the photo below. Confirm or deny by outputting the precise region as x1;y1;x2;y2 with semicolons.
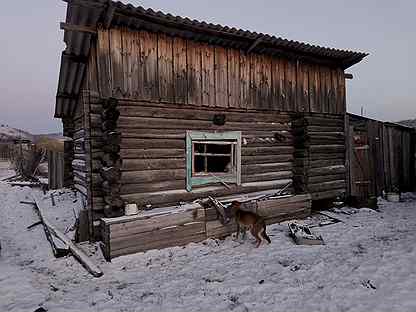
186;131;242;191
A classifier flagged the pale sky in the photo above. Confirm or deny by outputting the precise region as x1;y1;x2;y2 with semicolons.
0;0;414;133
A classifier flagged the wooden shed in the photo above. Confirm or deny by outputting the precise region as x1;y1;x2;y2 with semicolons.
36;136;73;189
55;0;367;258
347;113;415;205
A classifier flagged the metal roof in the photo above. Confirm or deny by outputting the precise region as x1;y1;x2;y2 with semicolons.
56;0;368;118
347;113;416;132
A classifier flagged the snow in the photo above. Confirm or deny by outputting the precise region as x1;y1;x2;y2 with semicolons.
1;161;416;312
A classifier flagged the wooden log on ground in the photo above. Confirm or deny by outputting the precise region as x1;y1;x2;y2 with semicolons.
26;200;69;257
31;196;103;277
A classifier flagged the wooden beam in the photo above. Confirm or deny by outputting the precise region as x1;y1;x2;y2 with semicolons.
29;199;70;258
344;73;353;79
60;22;97;35
32;195;104;277
247;37;262;54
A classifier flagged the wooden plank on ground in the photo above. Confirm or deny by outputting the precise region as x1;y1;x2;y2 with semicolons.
111;232;206;258
109;207;205;238
111;221;205;251
32;196;103;277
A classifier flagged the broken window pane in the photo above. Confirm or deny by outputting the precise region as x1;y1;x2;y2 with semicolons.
194;155;205;173
194;143;205;153
206;143;232;154
192;142;234;175
206;156;232;173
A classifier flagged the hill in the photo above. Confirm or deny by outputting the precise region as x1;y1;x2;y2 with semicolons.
0;125;34;143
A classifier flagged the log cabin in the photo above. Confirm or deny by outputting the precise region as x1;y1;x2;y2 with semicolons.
55;0;367;259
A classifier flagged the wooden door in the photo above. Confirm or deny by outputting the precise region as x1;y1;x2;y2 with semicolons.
349;126;371;202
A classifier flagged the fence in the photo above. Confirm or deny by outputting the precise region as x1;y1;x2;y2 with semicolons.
48;150;64;189
0;143;12;160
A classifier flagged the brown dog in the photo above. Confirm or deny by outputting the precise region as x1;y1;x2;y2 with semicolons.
227;201;271;247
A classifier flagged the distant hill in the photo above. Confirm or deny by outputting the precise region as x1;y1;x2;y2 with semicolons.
397;119;416;129
0;125;34;142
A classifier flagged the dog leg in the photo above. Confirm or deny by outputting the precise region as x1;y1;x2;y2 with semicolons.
250;227;262;248
241;228;247;241
261;226;271;244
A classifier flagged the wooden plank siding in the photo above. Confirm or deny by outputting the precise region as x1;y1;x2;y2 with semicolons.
101;194;311;260
91;27;346;114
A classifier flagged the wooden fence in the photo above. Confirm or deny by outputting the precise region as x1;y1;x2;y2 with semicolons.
48;151;65;190
347;113;415;204
0;143;12;160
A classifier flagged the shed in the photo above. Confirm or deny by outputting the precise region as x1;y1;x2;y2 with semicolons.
347;113;415;205
55;0;367;258
36;135;73;189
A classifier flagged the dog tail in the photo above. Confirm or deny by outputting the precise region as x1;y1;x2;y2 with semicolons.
262;224;271;243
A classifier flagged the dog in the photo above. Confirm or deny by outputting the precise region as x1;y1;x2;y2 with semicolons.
226;201;271;247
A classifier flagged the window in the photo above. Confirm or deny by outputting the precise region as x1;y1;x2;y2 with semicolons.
186;131;241;191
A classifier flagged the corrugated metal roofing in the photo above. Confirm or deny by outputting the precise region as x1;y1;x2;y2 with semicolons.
111;1;367;64
55;0;368;118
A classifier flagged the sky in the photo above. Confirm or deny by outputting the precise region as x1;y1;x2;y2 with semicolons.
0;0;414;133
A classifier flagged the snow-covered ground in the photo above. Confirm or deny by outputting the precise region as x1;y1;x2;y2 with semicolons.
1;161;416;312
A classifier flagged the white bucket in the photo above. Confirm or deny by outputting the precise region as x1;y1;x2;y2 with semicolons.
125;203;139;215
386;193;400;202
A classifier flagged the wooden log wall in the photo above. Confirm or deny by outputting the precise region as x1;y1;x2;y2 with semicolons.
90;27;346;115
293;114;346;201
87;99;296;212
101;194;311;260
79;97;301;225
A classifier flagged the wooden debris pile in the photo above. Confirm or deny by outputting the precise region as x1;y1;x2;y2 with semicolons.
23;196;103;277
